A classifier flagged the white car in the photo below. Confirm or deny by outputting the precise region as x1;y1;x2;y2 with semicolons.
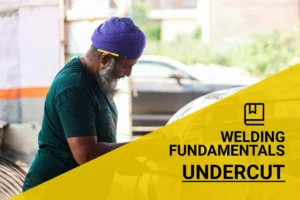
130;55;259;134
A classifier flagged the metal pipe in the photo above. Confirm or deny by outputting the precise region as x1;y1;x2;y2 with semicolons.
0;156;27;199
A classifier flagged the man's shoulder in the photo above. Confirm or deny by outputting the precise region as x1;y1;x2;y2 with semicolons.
51;57;88;94
46;57;99;104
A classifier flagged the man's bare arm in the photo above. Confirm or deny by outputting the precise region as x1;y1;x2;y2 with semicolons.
67;136;128;165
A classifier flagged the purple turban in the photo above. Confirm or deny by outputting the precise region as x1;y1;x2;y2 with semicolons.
91;17;146;59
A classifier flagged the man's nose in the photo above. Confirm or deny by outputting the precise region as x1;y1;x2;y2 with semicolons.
125;69;132;77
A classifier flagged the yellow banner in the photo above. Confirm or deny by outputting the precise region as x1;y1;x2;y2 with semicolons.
12;63;300;199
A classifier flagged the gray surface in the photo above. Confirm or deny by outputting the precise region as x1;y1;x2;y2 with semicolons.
0;100;22;123
20;98;45;123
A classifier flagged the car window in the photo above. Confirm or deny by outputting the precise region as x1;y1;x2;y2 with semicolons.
132;61;177;78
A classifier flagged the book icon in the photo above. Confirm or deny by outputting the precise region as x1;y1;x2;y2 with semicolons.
244;103;265;126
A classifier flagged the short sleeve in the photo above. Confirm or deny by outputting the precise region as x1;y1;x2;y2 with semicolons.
55;87;97;138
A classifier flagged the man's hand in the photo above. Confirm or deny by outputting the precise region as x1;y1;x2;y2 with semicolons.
67;136;127;165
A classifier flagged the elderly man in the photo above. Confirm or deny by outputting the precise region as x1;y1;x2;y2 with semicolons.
22;16;146;192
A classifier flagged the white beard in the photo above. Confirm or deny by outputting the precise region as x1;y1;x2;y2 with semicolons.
96;58;119;102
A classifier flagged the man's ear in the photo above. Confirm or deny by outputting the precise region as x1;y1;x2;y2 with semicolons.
100;53;113;66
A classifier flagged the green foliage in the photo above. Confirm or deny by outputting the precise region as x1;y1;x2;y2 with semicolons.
142;21;161;41
145;27;300;78
130;1;149;26
212;28;300;77
144;40;214;65
193;26;202;40
129;1;300;78
130;2;161;41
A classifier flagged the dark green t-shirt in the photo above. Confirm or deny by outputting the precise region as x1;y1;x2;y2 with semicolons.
23;57;118;191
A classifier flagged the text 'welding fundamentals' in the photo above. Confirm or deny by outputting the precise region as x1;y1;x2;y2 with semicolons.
170;130;286;183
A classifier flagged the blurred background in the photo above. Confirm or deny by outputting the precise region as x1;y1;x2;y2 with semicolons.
0;0;299;171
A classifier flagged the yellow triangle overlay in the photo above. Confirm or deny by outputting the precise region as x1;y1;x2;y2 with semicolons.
12;63;300;200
